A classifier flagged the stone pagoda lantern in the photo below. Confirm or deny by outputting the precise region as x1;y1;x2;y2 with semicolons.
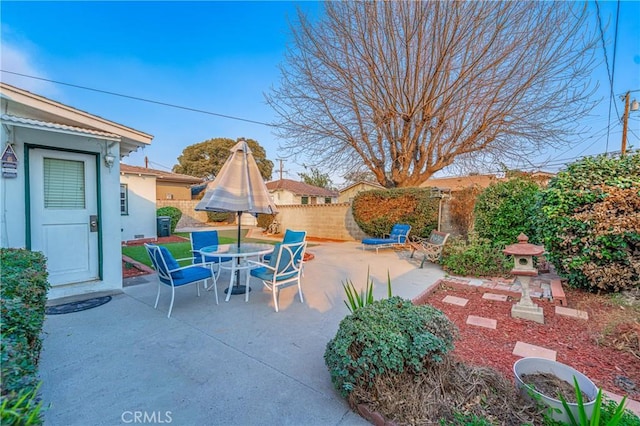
503;233;545;324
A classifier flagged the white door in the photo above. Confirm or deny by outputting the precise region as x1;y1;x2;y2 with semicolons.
29;149;99;286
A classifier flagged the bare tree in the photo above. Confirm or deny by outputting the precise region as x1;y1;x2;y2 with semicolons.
266;1;598;187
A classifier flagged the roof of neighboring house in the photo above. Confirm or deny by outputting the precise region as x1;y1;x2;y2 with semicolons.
339;180;385;193
421;174;500;191
120;164;204;184
421;171;555;191
266;179;339;197
0;82;153;156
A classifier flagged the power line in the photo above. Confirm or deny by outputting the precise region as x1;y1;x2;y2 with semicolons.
0;70;275;127
594;0;618;152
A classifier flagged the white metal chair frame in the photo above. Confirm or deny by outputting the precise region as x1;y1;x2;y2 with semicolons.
409;231;450;268
189;231;231;290
248;241;307;312
145;244;216;318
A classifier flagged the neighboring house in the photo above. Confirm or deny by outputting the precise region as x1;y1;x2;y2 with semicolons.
421;171;555;192
338;180;385;203
121;163;204;201
420;174;501;192
0;82;153;300
266;179;339;205
119;164;203;242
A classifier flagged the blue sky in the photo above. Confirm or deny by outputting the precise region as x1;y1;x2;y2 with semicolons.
1;1;639;185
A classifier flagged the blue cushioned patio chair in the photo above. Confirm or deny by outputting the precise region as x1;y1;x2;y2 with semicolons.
361;224;411;254
145;243;215;318
263;229;306;262
248;240;307;312
190;230;232;288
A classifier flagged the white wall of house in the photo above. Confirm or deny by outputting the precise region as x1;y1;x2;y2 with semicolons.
120;173;157;241
270;189;336;205
0;125;124;300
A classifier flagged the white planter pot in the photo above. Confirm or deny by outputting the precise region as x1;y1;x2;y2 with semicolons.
513;357;599;423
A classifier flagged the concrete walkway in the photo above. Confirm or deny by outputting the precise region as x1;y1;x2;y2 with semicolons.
38;242;443;425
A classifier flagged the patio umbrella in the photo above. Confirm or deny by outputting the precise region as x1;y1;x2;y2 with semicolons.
195;139;278;294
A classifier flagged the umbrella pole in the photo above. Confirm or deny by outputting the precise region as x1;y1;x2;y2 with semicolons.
226;211;250;295
236;211;241;287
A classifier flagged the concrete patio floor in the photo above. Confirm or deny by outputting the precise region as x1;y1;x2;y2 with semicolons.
38;241;444;425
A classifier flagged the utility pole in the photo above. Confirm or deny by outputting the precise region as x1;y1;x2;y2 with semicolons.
277;159;286;180
622;92;630;157
621;90;640;157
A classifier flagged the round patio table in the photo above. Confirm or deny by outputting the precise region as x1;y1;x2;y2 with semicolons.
199;243;274;302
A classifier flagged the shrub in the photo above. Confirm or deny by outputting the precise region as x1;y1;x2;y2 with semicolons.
156;206;182;233
0;248;49;424
324;297;458;397
536;153;640;292
256;213;276;230
352;188;438;238
441;234;512;277
206;211;235;223
474;177;541;248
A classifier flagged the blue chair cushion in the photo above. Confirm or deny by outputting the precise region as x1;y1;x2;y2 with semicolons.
362;238;394;245
158;246;183;279
168;266;212;286
250;266;297;282
200;254;232;264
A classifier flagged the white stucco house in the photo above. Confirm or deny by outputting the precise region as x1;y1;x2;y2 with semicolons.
119;164;203;242
0;82;153;301
266;179;339;205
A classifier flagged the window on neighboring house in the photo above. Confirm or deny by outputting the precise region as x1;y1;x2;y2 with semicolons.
120;184;128;215
324;197;332;204
301;196;309;205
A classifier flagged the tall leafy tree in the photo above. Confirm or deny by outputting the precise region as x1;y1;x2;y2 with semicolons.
173;137;273;180
267;1;598;187
298;166;334;189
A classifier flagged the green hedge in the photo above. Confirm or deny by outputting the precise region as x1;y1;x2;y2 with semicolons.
474;177;541;248
1;248;50;424
156;206;182;233
536;153;640;292
352;188;438;238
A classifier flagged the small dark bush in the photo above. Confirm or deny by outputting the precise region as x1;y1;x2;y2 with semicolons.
474;177;541;248
352;188;438;238
324;297;457;397
156;206;182;233
441;234;512;277
206;211;235;223
1;248;49;424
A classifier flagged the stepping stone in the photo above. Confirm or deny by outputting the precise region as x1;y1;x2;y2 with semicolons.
482;293;508;302
513;341;557;360
442;295;468;307
466;315;497;329
555;306;589;320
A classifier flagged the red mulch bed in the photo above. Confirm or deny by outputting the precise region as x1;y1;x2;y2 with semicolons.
418;281;640;400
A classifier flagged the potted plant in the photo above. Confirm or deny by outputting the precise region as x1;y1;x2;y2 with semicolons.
513;357;599;423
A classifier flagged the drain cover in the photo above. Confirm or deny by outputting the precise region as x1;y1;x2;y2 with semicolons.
46;296;112;315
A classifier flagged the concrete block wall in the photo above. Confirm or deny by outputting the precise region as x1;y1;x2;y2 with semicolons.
274;203;368;241
156;199;209;228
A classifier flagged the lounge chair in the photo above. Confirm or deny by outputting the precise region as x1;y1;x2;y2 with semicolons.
361;224;411;254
